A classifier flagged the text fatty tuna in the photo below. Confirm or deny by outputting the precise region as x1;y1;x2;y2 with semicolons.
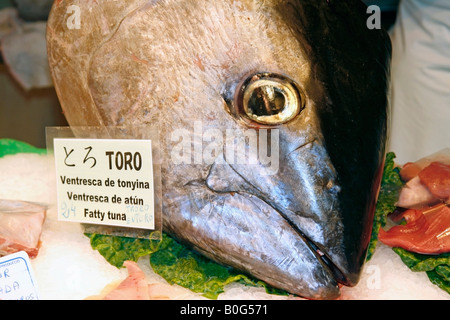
46;0;391;299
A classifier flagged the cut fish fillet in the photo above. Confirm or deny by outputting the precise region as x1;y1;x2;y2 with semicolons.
0;199;46;258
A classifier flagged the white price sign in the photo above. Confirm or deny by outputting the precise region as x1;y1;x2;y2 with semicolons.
0;251;40;300
53;138;155;230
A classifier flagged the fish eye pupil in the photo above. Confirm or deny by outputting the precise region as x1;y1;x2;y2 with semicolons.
238;73;302;125
247;86;286;116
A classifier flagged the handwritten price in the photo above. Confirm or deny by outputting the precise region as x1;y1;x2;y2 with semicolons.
60;201;76;219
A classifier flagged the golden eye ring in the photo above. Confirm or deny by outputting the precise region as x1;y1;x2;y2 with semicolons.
236;73;303;126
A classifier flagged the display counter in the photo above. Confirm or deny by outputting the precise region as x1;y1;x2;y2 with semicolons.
0;142;448;300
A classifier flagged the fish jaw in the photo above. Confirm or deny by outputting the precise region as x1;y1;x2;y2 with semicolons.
163;180;341;300
204;129;363;290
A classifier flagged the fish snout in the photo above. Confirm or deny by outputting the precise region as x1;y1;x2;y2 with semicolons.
206;136;362;296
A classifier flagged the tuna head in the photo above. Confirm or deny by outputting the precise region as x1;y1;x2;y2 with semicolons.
47;0;391;299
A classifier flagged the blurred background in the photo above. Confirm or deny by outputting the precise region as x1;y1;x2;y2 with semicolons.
0;0;67;149
0;0;400;149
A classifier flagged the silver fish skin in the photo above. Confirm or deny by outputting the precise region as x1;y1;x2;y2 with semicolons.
46;0;391;299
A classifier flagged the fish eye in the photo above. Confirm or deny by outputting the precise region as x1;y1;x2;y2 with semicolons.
236;73;303;125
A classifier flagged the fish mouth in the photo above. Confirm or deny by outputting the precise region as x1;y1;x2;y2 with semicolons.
201;139;353;298
280;212;348;285
207;160;347;281
260;194;349;287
